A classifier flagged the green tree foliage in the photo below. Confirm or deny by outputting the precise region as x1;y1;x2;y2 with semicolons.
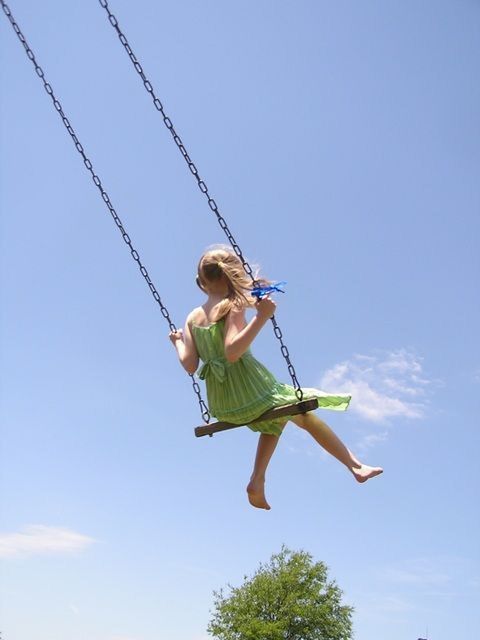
208;546;353;640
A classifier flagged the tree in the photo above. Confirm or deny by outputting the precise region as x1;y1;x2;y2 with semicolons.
207;546;353;640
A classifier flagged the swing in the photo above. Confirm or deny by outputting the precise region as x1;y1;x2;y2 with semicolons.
195;399;319;438
2;0;319;436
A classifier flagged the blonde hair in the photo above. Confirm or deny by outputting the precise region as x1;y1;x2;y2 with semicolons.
196;246;269;320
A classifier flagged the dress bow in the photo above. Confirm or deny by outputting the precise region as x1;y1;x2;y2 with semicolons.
198;357;228;383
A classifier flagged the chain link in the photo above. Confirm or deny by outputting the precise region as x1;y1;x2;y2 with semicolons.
1;0;212;420
98;0;303;401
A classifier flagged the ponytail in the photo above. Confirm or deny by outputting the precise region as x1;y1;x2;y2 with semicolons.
197;248;269;321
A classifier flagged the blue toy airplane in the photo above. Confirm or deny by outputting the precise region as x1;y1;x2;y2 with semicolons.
251;281;287;299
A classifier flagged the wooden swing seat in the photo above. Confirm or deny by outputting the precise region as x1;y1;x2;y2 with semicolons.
195;398;319;438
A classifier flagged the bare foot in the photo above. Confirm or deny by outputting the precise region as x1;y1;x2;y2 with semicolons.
246;477;271;510
352;464;384;483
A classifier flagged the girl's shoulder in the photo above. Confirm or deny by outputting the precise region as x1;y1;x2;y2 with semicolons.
187;306;223;328
188;303;248;329
223;306;247;332
186;307;204;327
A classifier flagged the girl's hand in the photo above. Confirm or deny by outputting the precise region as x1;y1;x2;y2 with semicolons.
255;296;276;320
169;329;184;345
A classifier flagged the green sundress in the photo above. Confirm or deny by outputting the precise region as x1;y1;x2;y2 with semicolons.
192;318;351;436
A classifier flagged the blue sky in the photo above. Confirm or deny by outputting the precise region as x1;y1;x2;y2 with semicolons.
1;1;479;639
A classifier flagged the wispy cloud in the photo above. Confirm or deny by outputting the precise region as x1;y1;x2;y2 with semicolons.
285;427;323;458
352;591;417;628
357;430;389;450
383;564;450;587
0;525;95;559
469;576;480;590
320;349;432;424
359;593;416;615
374;556;480;603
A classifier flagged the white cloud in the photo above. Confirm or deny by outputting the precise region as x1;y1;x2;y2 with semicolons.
358;430;389;450
384;566;450;587
365;594;415;614
380;558;452;588
285;427;321;458
320;349;431;424
469;576;480;590
0;525;95;559
352;591;416;626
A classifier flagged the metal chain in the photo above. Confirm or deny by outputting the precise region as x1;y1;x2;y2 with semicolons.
1;0;211;422
98;0;303;401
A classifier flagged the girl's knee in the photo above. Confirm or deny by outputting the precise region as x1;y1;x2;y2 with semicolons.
292;413;312;430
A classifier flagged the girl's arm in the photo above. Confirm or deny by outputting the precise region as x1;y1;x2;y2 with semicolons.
224;297;276;363
169;314;199;375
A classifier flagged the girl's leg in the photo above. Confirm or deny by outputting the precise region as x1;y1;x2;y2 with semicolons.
291;413;383;482
247;431;282;510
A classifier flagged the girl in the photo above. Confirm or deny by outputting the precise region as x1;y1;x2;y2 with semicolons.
170;247;383;510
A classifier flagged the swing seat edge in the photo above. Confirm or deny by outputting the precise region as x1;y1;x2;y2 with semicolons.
194;398;319;438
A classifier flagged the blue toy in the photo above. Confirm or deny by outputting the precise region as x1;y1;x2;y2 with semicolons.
251;281;287;299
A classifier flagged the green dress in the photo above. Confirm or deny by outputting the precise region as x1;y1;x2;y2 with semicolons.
192;318;351;436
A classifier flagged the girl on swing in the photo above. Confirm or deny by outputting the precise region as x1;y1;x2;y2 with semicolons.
170;247;383;510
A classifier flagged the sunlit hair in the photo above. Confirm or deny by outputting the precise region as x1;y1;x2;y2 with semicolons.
196;246;269;320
